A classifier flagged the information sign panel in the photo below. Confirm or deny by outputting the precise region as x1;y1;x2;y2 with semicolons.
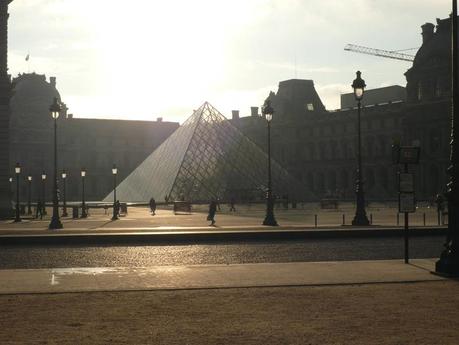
398;147;420;164
399;173;414;193
399;193;416;213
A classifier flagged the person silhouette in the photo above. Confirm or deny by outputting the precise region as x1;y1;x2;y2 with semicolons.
149;197;156;215
207;200;217;226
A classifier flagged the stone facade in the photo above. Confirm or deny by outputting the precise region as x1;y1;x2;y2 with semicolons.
232;16;453;202
9;73;179;202
0;0;13;218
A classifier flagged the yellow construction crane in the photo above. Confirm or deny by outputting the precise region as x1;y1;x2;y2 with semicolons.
344;44;415;62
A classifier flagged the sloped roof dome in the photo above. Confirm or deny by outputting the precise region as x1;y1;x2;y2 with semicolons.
412;17;451;67
10;73;61;126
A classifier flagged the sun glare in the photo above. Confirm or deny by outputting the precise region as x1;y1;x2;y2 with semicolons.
65;0;259;121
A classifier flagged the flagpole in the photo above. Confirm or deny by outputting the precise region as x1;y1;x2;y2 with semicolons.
25;52;29;73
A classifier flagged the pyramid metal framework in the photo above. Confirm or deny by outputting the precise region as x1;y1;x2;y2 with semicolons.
104;102;304;203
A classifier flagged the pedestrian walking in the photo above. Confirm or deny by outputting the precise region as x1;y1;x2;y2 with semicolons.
36;200;43;220
149;197;156;216
229;197;236;212
435;193;445;225
207;200;217;226
114;200;120;219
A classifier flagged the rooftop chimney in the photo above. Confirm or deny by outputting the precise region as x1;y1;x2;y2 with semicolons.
250;106;259;117
50;76;56;87
231;110;239;120
421;22;435;44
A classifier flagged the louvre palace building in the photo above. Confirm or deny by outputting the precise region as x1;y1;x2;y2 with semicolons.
232;16;453;202
8;15;454;204
9;73;178;202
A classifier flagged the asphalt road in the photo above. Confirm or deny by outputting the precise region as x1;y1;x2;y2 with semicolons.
0;236;445;269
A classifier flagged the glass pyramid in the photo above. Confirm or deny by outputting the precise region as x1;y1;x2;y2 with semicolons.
104;102;305;203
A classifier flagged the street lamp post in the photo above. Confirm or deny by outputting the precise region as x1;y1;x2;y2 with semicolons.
111;164;118;220
41;172;46;216
14;163;21;222
262;100;278;226
351;71;370;226
27;176;32;215
61;170;68;217
436;1;459;275
49;98;63;229
81;168;87;218
8;177;12;200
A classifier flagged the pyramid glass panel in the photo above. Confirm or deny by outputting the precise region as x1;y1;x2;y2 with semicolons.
104;102;307;203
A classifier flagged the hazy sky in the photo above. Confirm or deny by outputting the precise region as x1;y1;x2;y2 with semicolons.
8;0;451;123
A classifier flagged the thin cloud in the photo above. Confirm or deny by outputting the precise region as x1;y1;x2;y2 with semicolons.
6;1;453;122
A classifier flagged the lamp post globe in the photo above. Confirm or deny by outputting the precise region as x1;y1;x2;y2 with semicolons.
49;97;63;229
14;163;21;222
61;170;68;217
81;168;87;218
352;71;366;101
41;172;46;216
8;177;12;200
351;71;370;226
111;164;118;220
261;99;278;226
27;175;32;215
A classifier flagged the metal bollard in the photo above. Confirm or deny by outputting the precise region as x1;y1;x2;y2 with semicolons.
397;213;400;226
423;212;426;226
314;214;318;228
342;214;345;226
370;213;373;225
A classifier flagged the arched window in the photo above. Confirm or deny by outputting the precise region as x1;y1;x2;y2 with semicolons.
317;172;325;194
328;171;337;193
365;137;375;157
340;169;349;190
378;136;386;156
307;172;314;192
435;78;442;98
319;146;326;161
308;143;316;160
366;168;375;190
429;165;439;196
341;141;348;159
378;167;389;191
430;128;441;153
417;82;423;101
330;140;338;159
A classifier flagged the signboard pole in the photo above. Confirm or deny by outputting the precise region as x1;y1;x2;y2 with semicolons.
393;144;419;264
404;163;409;264
404;212;409;263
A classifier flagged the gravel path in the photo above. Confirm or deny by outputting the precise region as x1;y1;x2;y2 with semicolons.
1;281;458;344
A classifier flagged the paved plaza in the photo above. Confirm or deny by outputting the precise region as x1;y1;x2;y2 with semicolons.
0;202;444;235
